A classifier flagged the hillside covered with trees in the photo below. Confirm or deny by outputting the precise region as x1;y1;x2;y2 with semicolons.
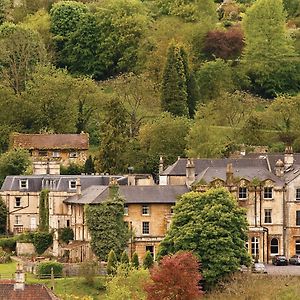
0;0;299;175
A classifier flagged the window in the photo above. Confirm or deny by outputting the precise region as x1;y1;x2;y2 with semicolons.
264;187;273;199
146;245;154;259
66;220;70;227
19;179;28;189
142;204;150;216
52;151;60;158
15;197;21;207
69;180;76;189
170;207;174;214
38;150;48;157
270;238;279;255
69;152;78;158
15;215;22;225
264;209;272;224
296;188;300;201
239;187;247;199
251;237;259;259
296;240;300;255
296;211;300;226
142;222;150;235
124;204;128;216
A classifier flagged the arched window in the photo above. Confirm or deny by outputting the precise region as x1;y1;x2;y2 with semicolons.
270;238;279;255
251;237;259;258
296;240;300;254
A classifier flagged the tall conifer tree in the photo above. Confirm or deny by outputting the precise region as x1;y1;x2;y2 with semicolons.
161;43;188;117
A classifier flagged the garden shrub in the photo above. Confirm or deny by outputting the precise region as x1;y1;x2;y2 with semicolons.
0;246;10;263
0;237;17;252
37;261;63;278
33;232;53;255
58;227;74;244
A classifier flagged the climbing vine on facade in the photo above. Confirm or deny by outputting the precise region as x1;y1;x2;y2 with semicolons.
39;189;49;232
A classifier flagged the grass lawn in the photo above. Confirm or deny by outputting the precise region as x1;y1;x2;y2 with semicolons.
0;261;17;278
26;274;107;300
204;273;300;300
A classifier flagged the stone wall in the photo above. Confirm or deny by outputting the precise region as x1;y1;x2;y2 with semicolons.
16;242;35;256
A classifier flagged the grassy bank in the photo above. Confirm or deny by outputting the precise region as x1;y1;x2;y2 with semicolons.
204;273;300;300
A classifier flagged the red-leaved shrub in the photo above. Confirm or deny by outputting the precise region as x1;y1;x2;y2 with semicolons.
144;251;203;300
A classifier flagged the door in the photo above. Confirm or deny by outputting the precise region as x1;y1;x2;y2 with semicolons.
30;217;37;230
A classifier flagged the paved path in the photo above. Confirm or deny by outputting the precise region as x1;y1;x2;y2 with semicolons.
266;264;300;276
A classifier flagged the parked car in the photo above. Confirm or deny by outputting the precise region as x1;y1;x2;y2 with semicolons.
272;255;288;266
252;263;267;274
289;255;300;265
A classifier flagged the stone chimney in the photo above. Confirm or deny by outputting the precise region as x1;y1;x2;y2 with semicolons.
159;156;164;175
186;158;195;187
284;146;294;168
275;159;284;177
14;263;25;291
226;163;234;186
33;161;60;175
76;178;81;195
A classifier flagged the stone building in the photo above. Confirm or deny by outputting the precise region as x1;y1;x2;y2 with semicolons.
159;149;300;263
11;133;89;167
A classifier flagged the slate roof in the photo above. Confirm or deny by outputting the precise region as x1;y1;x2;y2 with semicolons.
11;133;89;150
162;158;270;176
64;185;189;204
0;283;59;300
0;175;126;192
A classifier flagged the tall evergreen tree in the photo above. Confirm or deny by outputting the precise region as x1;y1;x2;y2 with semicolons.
0;196;7;234
242;0;300;98
161;43;189;117
95;98;129;174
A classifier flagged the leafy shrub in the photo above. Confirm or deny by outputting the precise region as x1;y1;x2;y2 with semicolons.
0;246;10;263
107;250;117;275
131;252;139;269
79;261;97;285
143;251;154;269
33;232;53;255
120;250;129;265
37;261;63;278
0;237;17;252
58;227;74;244
60;163;83;175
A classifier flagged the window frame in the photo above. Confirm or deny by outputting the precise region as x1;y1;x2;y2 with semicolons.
238;187;248;200
15;215;22;225
296;211;300;226
142;204;150;216
264;209;272;224
69;180;77;189
296;240;300;255
124;204;128;216
142;221;150;235
52;151;60;158
15;197;21;208
19;179;28;189
296;188;300;201
263;187;273;199
69;151;78;158
251;237;259;258
38;150;48;157
270;238;279;255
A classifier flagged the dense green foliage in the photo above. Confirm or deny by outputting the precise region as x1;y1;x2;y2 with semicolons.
33;231;53;254
37;261;63;278
0;237;17;252
131;252;139;269
158;188;250;289
58;227;74;244
107;249;118;275
120;250;130;265
85;184;129;260
143;250;154;269
0;196;7;235
39;189;49;232
105;265;149;300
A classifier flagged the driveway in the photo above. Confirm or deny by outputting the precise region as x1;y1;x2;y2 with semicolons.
266;264;300;276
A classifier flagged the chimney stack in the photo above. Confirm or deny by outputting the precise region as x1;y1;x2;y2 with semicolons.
226;163;234;186
275;159;284;177
14;263;25;291
284;146;294;169
186;158;195;187
159;156;164;175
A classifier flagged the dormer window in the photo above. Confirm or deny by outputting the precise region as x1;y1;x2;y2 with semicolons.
69;152;78;158
19;179;28;189
52;151;60;158
69;180;77;189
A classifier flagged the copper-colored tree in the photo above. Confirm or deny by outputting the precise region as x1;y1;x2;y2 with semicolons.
144;251;203;300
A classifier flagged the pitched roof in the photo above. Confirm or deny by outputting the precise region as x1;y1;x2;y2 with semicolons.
0;175;126;192
11;133;89;150
64;185;189;204
0;283;59;300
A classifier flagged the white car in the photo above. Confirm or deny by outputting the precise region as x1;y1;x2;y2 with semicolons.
252;263;267;274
